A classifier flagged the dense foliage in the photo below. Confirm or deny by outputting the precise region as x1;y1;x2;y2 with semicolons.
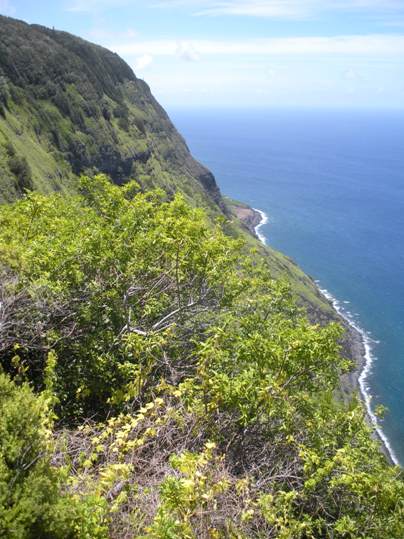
0;176;403;538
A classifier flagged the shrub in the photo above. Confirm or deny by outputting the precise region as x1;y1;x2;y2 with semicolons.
0;372;67;538
1;176;403;538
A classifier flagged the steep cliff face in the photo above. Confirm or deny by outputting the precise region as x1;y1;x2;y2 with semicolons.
0;16;221;208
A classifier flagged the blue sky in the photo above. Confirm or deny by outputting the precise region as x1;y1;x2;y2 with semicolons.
2;0;404;108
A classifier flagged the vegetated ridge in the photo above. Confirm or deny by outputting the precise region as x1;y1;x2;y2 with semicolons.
0;15;402;539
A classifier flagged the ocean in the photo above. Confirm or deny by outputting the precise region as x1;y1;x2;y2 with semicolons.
169;107;404;465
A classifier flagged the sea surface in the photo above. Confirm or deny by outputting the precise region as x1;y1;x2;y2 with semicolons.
170;107;404;465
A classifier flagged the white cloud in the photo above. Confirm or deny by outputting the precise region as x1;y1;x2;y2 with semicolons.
343;67;361;80
113;34;404;58
159;0;404;18
194;1;315;18
134;54;154;70
139;51;404;108
176;42;201;61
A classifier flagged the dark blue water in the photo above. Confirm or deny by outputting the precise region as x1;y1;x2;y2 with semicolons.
170;108;404;464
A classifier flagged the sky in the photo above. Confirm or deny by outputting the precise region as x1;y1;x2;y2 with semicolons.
1;0;404;109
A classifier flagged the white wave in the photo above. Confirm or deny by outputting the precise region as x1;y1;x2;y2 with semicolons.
253;208;269;245
317;284;400;466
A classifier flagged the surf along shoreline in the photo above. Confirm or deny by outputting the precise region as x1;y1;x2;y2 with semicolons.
235;202;399;466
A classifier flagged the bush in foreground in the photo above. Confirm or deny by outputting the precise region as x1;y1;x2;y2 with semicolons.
0;175;403;537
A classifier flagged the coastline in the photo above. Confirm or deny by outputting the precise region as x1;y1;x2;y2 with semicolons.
252;208;269;245
228;201;263;237
252;207;399;467
316;285;399;466
226;199;267;242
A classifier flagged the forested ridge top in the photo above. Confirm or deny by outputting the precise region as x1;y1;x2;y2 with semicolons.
0;16;135;93
0;15;221;207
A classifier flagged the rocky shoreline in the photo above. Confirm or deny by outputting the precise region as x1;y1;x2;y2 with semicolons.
227;200;263;237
